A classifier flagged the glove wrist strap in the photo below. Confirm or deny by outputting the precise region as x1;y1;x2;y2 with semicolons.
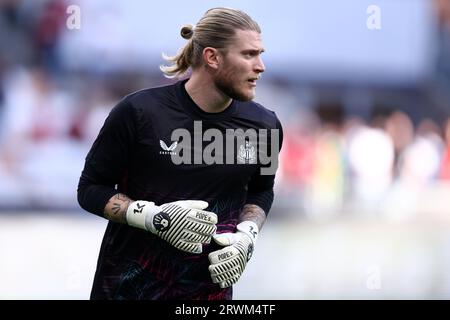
126;201;160;232
237;221;259;244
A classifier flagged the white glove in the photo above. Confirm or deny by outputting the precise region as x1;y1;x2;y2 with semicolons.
208;221;259;288
126;200;217;254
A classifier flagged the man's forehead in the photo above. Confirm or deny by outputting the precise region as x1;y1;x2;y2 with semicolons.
229;29;265;50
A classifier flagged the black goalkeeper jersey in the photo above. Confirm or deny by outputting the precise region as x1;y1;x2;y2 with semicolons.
77;79;283;300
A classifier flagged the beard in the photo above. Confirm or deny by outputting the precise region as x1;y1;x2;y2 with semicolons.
214;68;254;102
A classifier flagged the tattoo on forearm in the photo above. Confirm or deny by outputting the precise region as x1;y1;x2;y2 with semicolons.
112;202;121;215
104;193;133;224
239;204;267;230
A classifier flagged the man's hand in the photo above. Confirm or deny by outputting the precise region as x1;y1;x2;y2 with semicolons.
208;221;259;288
126;200;217;254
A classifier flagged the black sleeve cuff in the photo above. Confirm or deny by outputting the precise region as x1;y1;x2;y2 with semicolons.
245;188;274;216
77;176;119;217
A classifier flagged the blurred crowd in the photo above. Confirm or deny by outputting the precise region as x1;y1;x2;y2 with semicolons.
278;104;450;218
276;0;450;219
1;0;450;219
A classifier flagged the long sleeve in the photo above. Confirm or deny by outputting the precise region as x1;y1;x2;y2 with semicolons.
77;99;137;217
245;116;283;215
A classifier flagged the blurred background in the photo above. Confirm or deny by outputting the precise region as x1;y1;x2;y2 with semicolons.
1;0;450;299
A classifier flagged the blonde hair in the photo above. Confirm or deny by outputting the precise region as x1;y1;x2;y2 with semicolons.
160;7;261;78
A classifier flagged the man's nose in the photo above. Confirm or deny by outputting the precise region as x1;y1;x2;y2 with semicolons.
255;56;265;73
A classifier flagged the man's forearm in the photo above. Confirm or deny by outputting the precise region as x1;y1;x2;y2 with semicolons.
239;204;267;230
104;196;267;228
104;193;134;224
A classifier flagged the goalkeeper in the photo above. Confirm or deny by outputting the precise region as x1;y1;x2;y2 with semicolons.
77;7;282;300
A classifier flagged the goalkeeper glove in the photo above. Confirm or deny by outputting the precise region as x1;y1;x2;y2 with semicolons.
208;221;259;288
126;200;217;254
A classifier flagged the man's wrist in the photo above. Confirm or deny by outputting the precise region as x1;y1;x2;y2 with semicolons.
103;193;133;224
239;204;266;230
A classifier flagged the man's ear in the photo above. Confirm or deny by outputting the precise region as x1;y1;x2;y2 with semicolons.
203;47;221;70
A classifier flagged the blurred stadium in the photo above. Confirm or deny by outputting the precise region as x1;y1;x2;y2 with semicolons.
1;0;450;299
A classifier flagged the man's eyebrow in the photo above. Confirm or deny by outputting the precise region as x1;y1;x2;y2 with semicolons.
242;48;265;54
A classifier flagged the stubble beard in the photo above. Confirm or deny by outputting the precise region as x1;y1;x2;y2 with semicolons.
214;70;254;102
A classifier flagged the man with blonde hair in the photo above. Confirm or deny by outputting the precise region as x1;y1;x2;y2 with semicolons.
78;7;282;300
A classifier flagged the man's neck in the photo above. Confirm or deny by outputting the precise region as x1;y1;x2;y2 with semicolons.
185;73;232;113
